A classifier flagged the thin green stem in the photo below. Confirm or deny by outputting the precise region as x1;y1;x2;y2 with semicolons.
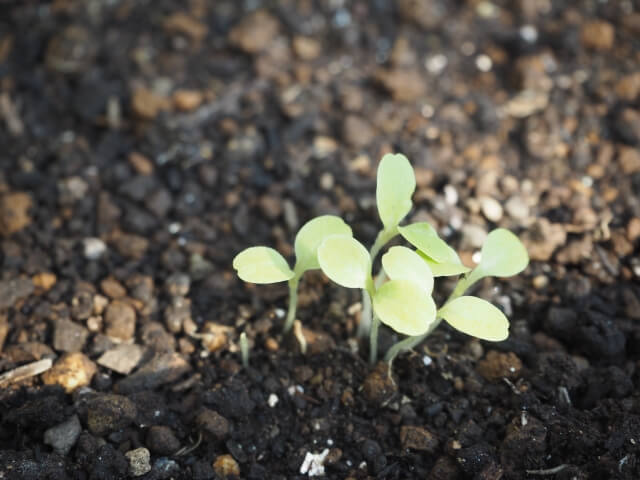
283;275;301;333
358;288;372;338
240;332;249;368
369;314;380;365
359;227;398;338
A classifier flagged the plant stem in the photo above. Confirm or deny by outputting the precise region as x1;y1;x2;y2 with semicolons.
283;275;300;333
369;313;380;365
358;227;398;337
358;288;372;338
240;332;249;368
383;273;479;363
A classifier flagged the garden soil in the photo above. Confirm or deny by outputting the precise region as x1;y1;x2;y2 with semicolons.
1;1;640;479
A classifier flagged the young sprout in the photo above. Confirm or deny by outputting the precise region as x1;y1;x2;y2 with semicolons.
384;226;529;363
233;151;529;368
233;215;352;332
360;153;417;337
318;237;437;363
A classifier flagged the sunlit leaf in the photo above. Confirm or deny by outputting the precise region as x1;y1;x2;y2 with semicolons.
381;246;433;295
439;296;509;341
317;235;371;289
398;222;460;264
376;153;416;230
467;228;529;284
373;280;437;336
233;247;295;284
294;215;352;272
417;251;472;277
399;222;470;276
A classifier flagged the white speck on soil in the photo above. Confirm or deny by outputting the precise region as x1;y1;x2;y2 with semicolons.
268;393;279;407
299;449;330;477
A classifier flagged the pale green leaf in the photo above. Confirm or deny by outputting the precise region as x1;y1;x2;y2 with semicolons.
417;251;472;277
398;222;461;264
317;235;370;289
381;246;434;295
294;215;352;272
376;153;416;230
479;228;529;277
467;228;529;284
373;280;437;336
233;247;294;284
439;296;509;341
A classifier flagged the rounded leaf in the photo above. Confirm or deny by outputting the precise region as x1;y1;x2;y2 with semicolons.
373;280;437;336
294;215;352;272
439;296;509;341
317;235;370;289
478;228;529;278
417;251;471;277
233;247;294;284
382;246;434;295
376;153;416;230
398;222;461;265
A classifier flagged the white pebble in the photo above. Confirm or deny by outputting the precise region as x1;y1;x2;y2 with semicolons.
519;25;538;43
268;394;279;408
480;196;503;222
299;449;330;477
444;184;458;205
505;196;529;221
425;54;448;74
83;237;107;260
475;54;493;72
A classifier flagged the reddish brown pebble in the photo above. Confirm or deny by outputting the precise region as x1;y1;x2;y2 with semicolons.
476;351;523;382
213;454;240;478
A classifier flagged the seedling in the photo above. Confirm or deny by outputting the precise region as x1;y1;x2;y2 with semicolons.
233;215;352;332
233;153;529;365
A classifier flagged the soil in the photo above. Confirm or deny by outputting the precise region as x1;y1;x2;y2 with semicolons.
1;1;640;479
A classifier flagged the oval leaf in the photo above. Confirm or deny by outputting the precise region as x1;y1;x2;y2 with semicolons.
294;215;352;272
317;235;370;289
233;247;294;284
376;153;416;230
478;228;529;278
382;246;434;295
439;296;509;341
373;280;436;336
398;222;462;265
417;251;472;277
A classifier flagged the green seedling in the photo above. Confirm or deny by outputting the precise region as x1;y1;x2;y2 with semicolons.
233;215;352;332
233;152;529;365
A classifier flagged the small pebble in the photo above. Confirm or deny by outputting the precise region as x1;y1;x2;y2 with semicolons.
43;415;82;455
42;352;97;393
213;454;240;478
479;196;503;222
83;238;107;260
125;447;152;477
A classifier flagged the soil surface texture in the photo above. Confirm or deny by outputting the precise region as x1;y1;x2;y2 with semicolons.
1;1;640;479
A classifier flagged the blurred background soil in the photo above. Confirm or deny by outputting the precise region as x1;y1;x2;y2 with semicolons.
0;0;640;478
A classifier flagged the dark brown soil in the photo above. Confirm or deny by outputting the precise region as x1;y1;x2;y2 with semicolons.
1;1;640;479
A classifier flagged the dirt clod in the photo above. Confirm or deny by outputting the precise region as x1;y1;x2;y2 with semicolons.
42;352;97;393
476;351;522;382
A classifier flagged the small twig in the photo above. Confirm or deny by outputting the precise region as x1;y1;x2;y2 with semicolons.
502;377;521;395
174;432;202;456
0;359;53;386
526;464;569;475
